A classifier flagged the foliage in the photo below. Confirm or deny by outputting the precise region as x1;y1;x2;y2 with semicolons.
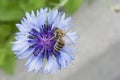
65;0;83;14
0;0;83;74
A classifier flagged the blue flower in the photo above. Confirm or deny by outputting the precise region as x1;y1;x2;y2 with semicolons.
12;8;78;74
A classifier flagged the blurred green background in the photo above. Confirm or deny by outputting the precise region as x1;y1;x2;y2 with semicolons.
0;0;83;74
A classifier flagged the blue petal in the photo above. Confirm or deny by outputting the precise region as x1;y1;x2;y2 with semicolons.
15;45;29;56
25;50;44;73
12;42;29;52
58;51;73;68
56;13;72;29
36;8;48;27
62;47;75;60
44;56;59;74
16;48;34;59
16;24;30;32
48;9;58;24
25;12;39;28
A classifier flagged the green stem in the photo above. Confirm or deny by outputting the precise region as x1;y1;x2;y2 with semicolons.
53;0;68;10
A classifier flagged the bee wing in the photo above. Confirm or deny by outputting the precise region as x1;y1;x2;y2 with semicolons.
65;35;74;43
64;34;80;53
65;34;78;46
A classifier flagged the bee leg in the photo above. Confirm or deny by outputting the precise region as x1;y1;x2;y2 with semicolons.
49;33;57;40
49;36;55;40
53;50;56;54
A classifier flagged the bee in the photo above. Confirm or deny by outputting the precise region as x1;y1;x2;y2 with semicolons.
113;4;120;13
50;27;65;52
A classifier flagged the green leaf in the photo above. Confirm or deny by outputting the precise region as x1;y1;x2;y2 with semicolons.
0;49;6;66
48;0;60;3
19;0;46;12
0;36;16;74
45;0;60;8
0;24;12;37
0;51;16;74
64;0;83;14
0;0;46;21
0;24;12;45
0;0;23;21
28;0;46;9
0;0;10;7
0;8;23;21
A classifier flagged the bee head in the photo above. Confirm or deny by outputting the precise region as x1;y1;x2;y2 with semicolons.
56;29;65;38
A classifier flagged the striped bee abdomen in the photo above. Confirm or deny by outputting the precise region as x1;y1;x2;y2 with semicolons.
54;39;65;52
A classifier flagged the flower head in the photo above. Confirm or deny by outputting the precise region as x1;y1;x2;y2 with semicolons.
12;8;78;74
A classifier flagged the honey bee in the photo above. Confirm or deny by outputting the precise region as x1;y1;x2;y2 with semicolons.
113;4;120;13
50;27;65;52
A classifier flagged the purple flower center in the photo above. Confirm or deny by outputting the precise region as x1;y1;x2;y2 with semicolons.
28;24;57;58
